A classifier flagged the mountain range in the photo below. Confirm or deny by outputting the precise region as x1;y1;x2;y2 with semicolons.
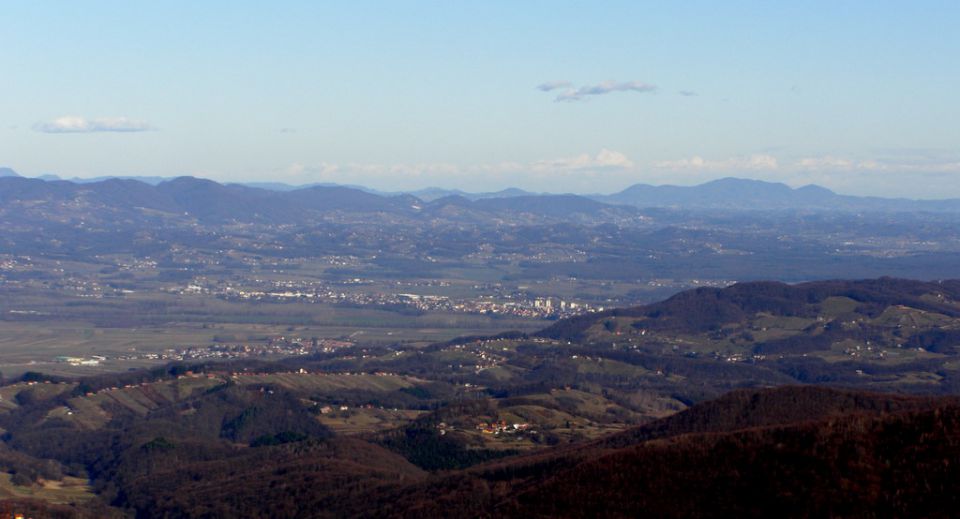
0;174;631;226
4;167;959;213
594;177;960;212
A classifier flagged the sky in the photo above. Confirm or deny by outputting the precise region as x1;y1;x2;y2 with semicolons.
2;1;959;198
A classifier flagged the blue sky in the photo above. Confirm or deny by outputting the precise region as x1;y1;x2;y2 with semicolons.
2;1;959;197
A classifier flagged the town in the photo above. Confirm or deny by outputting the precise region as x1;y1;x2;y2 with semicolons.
56;337;356;366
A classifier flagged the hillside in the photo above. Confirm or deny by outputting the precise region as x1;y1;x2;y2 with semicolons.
0;282;957;516
541;277;960;352
371;386;960;518
4;380;954;518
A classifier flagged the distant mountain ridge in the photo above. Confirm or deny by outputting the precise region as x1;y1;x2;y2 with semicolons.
3;172;960;213
0;175;628;225
594;177;960;211
408;187;538;202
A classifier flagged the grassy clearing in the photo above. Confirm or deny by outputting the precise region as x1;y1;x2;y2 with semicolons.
0;473;95;504
318;409;426;435
819;296;859;316
870;306;955;328
233;372;417;392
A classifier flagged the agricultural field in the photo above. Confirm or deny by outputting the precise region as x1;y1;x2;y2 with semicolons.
0;287;545;378
45;375;225;430
232;372;421;393
0;473;95;504
318;408;427;435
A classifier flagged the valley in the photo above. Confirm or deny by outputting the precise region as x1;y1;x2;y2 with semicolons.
0;278;958;516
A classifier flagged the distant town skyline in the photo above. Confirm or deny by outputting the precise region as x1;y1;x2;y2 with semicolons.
2;1;959;198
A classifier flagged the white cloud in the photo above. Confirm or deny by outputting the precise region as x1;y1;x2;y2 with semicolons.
654;154;779;171
795;155;960;173
796;156;862;171
536;80;572;92
285;162;339;177
596;149;634;168
262;150;960;198
646;153;960;198
273;149;636;191
540;80;658;102
782;155;960;197
797;156;960;174
34;116;154;133
531;149;634;172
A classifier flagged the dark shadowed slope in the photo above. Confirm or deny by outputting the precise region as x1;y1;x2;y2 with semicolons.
373;386;960;518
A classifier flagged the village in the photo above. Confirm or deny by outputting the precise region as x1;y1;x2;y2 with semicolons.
203;278;600;319
55;336;355;367
474;420;533;436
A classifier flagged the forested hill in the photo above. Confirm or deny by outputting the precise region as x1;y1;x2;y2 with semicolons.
363;386;960;517
539;277;960;341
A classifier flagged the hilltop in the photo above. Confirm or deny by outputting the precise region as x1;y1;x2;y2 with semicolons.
542;277;960;349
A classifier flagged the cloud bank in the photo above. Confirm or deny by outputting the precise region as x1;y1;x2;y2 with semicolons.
34;116;154;133
275;149;637;193
531;149;634;171
264;149;960;199
539;80;657;102
536;80;573;92
655;154;780;172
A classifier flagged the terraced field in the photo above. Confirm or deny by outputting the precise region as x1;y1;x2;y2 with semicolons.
46;375;225;429
13;372;431;431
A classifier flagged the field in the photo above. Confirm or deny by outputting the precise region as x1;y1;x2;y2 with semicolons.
319;408;427;435
0;473;95;504
0;288;546;378
232;372;421;392
8;372;434;432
